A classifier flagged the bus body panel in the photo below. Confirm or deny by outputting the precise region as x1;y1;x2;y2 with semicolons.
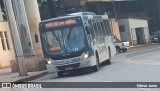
81;14;115;64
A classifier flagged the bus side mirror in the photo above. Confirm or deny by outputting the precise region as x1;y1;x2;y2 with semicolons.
85;26;90;34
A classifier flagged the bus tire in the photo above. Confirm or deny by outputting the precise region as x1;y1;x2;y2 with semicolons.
93;52;100;72
116;46;121;53
106;47;111;65
57;72;64;77
122;49;127;52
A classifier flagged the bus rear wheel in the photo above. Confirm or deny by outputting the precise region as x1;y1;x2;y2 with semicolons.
116;46;121;53
93;53;100;72
106;47;111;65
122;48;127;52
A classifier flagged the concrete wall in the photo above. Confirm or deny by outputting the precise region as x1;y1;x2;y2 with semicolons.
0;22;16;68
128;18;150;45
110;18;121;41
143;27;150;44
24;0;43;57
118;18;150;45
118;19;130;42
0;6;3;21
128;18;148;29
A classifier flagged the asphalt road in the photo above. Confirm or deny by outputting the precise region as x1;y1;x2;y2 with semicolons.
3;46;160;91
32;47;160;82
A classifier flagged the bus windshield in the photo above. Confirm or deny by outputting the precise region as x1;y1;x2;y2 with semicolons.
42;26;86;55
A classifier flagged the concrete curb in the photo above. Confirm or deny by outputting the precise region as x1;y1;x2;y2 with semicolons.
128;44;160;51
14;71;48;82
126;47;160;59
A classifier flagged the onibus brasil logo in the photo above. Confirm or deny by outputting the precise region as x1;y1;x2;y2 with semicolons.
2;83;42;88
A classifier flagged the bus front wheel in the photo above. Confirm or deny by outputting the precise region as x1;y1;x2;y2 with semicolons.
57;72;64;77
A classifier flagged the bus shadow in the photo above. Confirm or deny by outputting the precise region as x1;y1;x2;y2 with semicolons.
58;61;114;78
60;68;94;78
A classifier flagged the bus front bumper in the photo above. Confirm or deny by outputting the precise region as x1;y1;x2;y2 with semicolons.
46;56;96;73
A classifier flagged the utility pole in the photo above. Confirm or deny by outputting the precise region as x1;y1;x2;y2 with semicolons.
3;0;28;76
12;0;35;56
112;0;117;19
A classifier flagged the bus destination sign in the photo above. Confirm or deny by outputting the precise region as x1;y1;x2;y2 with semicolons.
45;19;77;28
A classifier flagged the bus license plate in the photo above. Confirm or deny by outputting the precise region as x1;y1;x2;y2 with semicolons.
65;67;73;70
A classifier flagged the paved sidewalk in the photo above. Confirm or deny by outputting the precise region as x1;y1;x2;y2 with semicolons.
128;43;160;52
0;67;48;82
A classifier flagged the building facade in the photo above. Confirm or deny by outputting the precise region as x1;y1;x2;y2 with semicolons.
0;0;45;70
0;22;16;68
1;0;160;68
38;0;159;33
118;18;150;45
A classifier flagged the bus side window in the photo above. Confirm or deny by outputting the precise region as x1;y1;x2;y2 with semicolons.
101;21;107;36
95;21;101;37
88;20;95;38
93;21;99;38
97;21;103;37
103;20;109;35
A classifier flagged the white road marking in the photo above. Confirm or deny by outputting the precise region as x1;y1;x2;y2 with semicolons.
139;88;151;91
85;77;92;79
104;81;112;82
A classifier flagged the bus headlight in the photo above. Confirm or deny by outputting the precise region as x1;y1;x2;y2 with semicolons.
83;52;90;59
45;58;52;65
84;53;89;59
47;60;52;65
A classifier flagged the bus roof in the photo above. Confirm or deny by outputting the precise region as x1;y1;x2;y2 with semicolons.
40;15;81;24
40;12;109;24
67;12;109;20
67;12;96;16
